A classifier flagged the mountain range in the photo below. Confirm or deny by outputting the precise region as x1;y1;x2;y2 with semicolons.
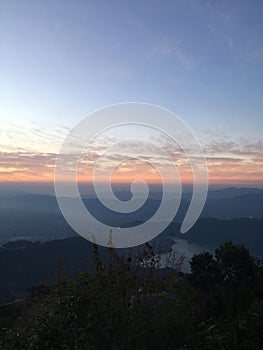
0;186;262;303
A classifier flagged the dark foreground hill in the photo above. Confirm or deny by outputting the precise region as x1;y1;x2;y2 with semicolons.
0;241;263;350
0;233;172;304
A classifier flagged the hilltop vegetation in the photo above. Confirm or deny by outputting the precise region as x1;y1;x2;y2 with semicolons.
0;241;262;349
1;217;263;305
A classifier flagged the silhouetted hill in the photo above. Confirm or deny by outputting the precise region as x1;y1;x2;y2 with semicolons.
203;187;263;199
0;217;262;304
173;217;263;256
201;194;263;219
0;231;172;304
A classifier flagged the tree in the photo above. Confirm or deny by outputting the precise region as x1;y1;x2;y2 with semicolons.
215;241;258;283
190;251;222;290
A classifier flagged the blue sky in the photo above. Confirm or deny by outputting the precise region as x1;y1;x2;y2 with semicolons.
0;0;263;184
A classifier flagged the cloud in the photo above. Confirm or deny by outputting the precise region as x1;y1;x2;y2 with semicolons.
1;123;70;155
1;130;262;185
206;157;244;163
149;37;203;72
0;151;57;181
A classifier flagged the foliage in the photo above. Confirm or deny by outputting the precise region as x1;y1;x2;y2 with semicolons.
0;241;262;349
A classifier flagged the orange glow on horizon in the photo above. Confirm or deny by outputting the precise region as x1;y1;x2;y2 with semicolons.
0;153;262;186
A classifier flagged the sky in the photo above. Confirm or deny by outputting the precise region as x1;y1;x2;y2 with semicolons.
0;0;263;186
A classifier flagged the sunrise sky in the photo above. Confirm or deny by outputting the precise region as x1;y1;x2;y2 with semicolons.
1;0;263;186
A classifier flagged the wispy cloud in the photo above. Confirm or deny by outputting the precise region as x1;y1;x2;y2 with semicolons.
1;130;262;185
148;38;203;72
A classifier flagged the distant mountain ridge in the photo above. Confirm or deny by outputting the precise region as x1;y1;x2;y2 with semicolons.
0;187;262;245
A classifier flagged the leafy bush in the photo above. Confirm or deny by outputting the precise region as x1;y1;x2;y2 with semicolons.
0;241;262;349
